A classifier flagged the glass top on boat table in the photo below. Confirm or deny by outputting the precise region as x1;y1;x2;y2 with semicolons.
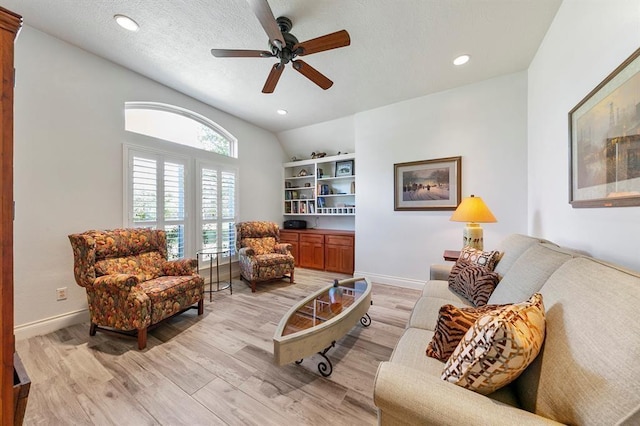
282;279;368;336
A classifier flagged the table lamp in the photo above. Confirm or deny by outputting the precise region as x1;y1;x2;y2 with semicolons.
450;194;497;250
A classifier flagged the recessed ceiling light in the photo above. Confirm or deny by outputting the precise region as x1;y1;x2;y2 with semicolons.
453;54;470;66
114;14;139;32
276;109;288;115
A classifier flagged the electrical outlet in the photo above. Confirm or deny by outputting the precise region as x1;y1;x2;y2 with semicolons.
56;287;67;301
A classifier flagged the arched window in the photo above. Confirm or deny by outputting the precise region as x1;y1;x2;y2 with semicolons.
125;102;237;158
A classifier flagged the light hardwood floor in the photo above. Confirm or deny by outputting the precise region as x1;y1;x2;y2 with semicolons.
16;269;421;425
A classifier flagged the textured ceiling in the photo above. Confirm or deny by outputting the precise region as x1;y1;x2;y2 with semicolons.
3;0;561;133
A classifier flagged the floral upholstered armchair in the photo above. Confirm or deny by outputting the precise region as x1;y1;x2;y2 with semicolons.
236;221;295;292
68;228;204;349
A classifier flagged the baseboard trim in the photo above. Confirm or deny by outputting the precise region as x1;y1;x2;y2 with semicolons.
353;270;425;290
14;309;89;341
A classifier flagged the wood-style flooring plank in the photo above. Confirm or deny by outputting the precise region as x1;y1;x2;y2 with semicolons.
16;268;422;425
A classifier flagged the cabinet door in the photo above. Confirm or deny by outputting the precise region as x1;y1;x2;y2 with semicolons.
299;234;324;269
279;230;299;266
324;235;354;274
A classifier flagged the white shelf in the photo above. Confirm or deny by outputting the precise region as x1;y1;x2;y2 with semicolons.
283;153;355;217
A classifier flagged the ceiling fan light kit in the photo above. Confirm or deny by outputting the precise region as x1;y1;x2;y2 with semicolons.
211;0;350;94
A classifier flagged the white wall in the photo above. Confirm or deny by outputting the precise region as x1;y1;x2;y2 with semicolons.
13;27;286;338
354;73;529;287
528;0;640;271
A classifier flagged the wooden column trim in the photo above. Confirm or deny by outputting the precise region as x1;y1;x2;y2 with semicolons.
0;6;22;426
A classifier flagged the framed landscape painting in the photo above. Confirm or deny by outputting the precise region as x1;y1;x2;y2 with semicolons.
569;47;640;208
394;156;461;211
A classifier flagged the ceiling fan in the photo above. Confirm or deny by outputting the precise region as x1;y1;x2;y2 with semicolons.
211;0;350;94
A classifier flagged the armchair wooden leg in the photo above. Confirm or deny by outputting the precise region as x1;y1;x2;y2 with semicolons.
198;299;204;315
251;281;257;293
290;270;295;284
89;323;97;336
137;328;147;350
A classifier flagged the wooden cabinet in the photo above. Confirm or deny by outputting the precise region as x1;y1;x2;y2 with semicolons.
324;234;355;274
299;234;324;269
279;229;354;274
279;230;300;266
0;7;22;426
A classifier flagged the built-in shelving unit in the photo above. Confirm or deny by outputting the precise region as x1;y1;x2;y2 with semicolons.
283;153;355;216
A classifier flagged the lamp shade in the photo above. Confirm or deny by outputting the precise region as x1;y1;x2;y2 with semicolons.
450;195;497;223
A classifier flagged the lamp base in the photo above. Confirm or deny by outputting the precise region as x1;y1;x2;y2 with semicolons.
462;223;484;250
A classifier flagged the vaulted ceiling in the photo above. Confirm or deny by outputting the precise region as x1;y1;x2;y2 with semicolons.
3;0;562;132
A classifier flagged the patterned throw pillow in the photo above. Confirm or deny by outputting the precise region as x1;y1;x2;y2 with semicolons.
458;246;502;270
426;304;505;361
441;293;546;395
241;237;276;255
448;262;500;306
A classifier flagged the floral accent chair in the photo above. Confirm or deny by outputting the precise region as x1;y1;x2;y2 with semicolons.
236;221;295;293
68;228;204;349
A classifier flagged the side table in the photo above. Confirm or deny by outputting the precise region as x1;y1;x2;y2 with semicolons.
443;250;461;262
196;249;234;301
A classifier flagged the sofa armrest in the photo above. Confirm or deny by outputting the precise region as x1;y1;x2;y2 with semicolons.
89;274;150;329
430;264;453;281
163;258;197;276
374;362;561;426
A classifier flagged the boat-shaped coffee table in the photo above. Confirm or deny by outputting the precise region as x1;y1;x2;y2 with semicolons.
273;277;372;377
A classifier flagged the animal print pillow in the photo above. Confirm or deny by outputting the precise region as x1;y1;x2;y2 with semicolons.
426;303;506;361
448;262;501;306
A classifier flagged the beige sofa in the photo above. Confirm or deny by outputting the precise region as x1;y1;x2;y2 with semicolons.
373;234;640;425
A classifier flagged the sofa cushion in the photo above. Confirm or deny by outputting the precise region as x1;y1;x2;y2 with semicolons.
95;251;164;281
409;294;473;331
241;237;276;255
448;262;500;306
139;275;204;324
515;258;640;425
488;244;574;305
458;246;501;270
426;303;506;361
442;293;545;395
493;234;550;278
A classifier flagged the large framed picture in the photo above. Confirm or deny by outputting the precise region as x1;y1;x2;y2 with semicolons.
394;156;461;211
569;47;640;208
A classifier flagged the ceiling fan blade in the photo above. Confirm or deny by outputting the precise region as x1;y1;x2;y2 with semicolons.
294;30;350;56
211;49;273;58
246;0;285;49
292;60;333;90
262;63;285;93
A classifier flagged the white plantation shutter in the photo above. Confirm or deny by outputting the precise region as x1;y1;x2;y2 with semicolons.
221;170;236;253
128;151;188;260
202;168;217;220
201;167;218;253
163;162;186;259
199;165;237;256
132;157;157;223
